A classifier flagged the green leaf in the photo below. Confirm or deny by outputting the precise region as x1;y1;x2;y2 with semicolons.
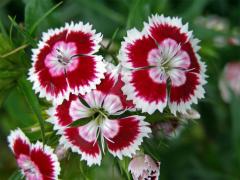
230;95;240;156
0;71;21;78
126;0;150;30
8;170;22;180
8;16;36;46
17;76;45;144
116;158;131;180
29;1;63;35
68;117;92;127
0;44;29;58
182;0;208;20
106;28;119;51
0;20;7;36
77;0;124;24
24;0;53;32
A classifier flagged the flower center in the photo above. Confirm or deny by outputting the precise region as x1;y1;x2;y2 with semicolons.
56;48;72;66
45;41;79;77
147;38;191;86
17;154;42;180
91;107;109;125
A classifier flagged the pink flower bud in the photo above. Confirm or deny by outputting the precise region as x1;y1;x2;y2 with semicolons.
179;108;200;120
55;144;68;161
219;62;240;102
128;154;160;180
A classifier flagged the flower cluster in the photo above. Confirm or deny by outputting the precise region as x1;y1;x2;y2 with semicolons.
7;14;207;179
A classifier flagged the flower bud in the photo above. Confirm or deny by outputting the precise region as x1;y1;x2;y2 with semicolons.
219;61;240;102
128;154;160;180
179;108;200;120
55;144;68;161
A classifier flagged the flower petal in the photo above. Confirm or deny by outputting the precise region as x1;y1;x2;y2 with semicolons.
169;69;206;115
30;142;60;180
119;28;157;69
59;126;102;166
83;90;105;108
47;95;101;166
29;66;70;105
46;94;78;129
122;69;167;114
67;55;106;96
95;63;135;110
105;116;151;159
7;128;31;158
69;96;91;120
103;94;123;114
65;21;102;55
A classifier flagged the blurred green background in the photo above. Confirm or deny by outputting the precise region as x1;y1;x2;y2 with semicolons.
1;0;240;179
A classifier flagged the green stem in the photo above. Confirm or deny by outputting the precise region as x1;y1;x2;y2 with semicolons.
17;77;45;145
100;43;118;65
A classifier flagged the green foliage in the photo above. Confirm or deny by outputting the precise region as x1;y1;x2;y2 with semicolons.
24;0;54;34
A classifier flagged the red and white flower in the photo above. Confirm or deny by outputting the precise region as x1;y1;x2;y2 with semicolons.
128;154;160;180
47;64;151;166
119;14;207;114
219;61;240;102
29;21;106;104
7;129;60;180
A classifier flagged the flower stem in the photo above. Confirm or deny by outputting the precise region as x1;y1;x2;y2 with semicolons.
17;76;45;145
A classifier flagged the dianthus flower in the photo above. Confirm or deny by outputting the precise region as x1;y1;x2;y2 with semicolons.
47;64;151;166
119;14;207;114
29;22;106;104
8;129;60;180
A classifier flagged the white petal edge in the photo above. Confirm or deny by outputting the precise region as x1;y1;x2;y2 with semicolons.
108;116;152;159
7;128;31;153
118;28;147;69
143;14;193;43
57;128;102;166
168;55;207;115
69;55;106;97
121;69;167;114
31;141;61;180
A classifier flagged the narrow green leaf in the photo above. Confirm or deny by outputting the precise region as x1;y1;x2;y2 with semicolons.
230;94;240;160
8;170;22;180
100;44;118;65
9;16;16;43
0;44;29;58
182;0;208;20
77;0;124;24
17;76;45;144
126;0;149;30
0;20;7;36
106;28;119;50
68;117;92;127
78;96;90;108
0;71;21;78
24;0;52;31
8;16;36;46
116;158;131;180
29;1;63;35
